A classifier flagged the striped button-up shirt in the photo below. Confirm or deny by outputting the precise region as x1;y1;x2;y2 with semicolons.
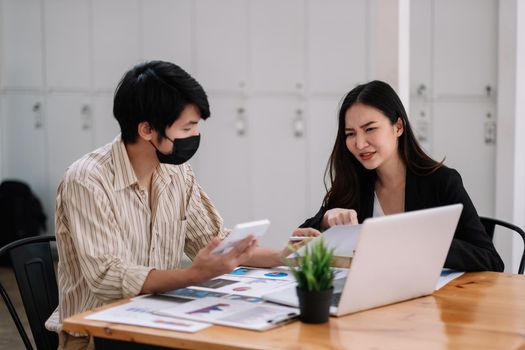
46;135;227;332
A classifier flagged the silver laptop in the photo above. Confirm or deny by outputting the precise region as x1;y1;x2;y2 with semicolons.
264;204;463;316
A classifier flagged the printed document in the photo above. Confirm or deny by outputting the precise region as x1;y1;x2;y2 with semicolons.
85;295;210;333
156;296;298;331
289;224;361;258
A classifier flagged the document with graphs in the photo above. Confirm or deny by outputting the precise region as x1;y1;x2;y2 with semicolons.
155;296;299;331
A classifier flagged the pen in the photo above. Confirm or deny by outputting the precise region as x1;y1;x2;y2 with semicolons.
267;312;298;324
288;236;314;241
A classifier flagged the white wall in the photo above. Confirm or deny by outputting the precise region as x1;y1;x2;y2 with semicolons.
370;0;410;106
496;0;525;273
0;109;2;178
517;1;525;266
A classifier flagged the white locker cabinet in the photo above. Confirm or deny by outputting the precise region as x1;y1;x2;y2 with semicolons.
44;0;91;90
46;94;94;202
0;0;43;89
409;99;433;154
409;0;432;98
433;0;498;97
92;94;120;147
249;0;305;94
193;96;253;229
46;94;94;235
92;0;141;90
249;97;308;248
306;97;340;215
142;0;192;71
308;0;370;95
1;93;49;229
194;0;248;93
410;0;498;218
432;101;496;217
0;0;386;246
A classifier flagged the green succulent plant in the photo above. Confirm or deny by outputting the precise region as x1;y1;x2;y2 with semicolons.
289;239;335;292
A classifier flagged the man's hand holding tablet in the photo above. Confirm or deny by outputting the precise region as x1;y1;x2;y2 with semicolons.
211;219;271;255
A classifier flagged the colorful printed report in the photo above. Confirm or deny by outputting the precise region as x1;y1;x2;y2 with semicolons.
155;296;299;331
162;267;298;299
85;295;210;333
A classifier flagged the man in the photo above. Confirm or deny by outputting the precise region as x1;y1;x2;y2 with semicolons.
46;61;312;350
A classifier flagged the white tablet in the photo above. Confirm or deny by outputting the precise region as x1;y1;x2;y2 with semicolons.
211;219;271;255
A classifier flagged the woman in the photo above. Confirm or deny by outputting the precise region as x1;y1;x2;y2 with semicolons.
299;80;503;272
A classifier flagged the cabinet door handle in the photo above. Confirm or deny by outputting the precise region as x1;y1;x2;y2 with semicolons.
32;102;43;129
417;84;426;96
81;104;92;130
235;107;246;136
293;109;305;138
484;112;496;145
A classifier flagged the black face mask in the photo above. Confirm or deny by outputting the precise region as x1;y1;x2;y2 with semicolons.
152;134;200;165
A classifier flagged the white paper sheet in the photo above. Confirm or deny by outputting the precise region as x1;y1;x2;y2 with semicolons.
289;224;362;258
435;269;464;290
163;267;299;299
156;297;298;331
190;277;295;297
226;266;296;281
85;295;210;333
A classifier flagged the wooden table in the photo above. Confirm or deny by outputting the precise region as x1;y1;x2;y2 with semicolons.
63;272;525;349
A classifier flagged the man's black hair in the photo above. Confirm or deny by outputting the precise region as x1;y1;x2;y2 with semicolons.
113;60;210;144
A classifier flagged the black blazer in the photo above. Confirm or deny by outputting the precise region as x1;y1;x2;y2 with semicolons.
300;166;504;272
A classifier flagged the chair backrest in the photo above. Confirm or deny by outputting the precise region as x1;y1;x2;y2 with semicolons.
480;216;525;274
0;180;47;246
0;235;58;350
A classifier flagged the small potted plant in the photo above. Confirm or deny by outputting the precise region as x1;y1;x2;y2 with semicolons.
288;239;335;323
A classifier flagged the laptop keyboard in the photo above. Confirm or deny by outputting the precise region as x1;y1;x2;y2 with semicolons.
330;277;346;306
331;292;342;306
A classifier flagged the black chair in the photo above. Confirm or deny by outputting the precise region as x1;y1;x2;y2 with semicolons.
0;235;58;350
480;216;525;274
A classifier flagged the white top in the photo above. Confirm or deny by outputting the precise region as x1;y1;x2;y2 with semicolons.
373;192;385;217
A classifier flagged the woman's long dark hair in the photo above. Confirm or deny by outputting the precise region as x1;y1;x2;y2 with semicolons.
322;80;442;213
